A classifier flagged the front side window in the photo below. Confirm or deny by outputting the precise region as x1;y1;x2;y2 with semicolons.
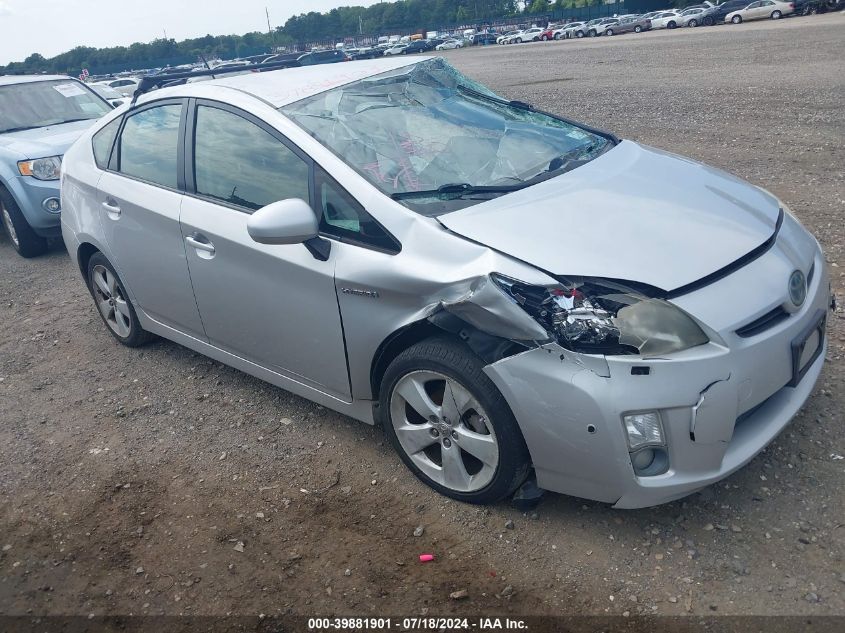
192;105;310;211
118;103;182;188
0;79;111;134
281;59;612;216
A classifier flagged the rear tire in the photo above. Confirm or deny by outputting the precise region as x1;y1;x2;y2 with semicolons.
0;187;48;258
635;25;643;32
771;10;782;18
380;336;531;505
606;28;614;36
87;252;155;347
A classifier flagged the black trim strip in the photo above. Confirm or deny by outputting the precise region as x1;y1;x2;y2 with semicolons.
665;208;784;300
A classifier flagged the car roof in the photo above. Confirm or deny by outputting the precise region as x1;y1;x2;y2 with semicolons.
142;56;424;108
0;74;75;86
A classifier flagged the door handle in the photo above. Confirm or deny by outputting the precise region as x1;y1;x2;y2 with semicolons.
101;199;121;215
185;234;215;255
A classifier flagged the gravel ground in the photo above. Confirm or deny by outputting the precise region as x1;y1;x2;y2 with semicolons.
1;13;843;619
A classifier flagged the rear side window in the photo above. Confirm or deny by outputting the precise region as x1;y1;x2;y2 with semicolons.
92;117;121;170
192;105;309;211
118;104;182;188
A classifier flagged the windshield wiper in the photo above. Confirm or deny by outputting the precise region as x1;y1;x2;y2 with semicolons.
0;125;42;134
55;117;98;125
391;182;529;201
456;84;532;111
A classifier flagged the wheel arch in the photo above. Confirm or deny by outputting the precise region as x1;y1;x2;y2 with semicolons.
77;242;101;287
369;312;529;407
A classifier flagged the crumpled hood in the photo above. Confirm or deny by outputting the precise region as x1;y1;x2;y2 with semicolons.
438;140;781;292
0;119;96;159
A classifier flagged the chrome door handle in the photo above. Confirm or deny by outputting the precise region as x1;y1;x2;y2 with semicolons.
185;234;215;254
101;200;121;215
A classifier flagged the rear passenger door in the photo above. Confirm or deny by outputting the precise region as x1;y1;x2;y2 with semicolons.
96;99;206;339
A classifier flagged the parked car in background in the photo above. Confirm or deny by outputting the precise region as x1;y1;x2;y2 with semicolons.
403;40;435;54
106;77;139;97
0;75;112;256
61;57;831;509
695;0;743;24
298;50;350;65
561;21;588;38
725;0;796;22
384;43;410;55
507;27;544;43
436;39;465;50
679;7;708;26
590;18;620;37
89;83;126;107
539;25;563;40
608;15;653;35
471;33;499;45
496;30;519;44
650;11;682;29
347;47;382;60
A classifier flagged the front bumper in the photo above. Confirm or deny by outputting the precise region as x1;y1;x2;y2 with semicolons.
9;175;62;238
484;252;831;509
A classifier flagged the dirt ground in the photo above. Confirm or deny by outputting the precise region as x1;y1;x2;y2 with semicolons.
1;13;843;621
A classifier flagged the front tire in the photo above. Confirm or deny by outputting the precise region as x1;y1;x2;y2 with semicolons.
688;18;698;27
668;21;677;28
732;15;743;23
87;252;155;347
0;187;48;258
380;337;530;505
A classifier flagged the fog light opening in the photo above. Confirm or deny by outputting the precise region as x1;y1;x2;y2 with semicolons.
42;197;61;214
630;447;669;477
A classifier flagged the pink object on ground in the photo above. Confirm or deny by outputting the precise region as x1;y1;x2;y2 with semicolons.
419;554;435;563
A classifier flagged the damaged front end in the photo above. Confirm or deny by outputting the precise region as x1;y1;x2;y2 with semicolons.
431;273;710;360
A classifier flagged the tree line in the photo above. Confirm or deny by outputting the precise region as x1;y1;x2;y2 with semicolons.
1;0;655;76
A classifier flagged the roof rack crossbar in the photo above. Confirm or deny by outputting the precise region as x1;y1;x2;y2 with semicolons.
130;59;301;107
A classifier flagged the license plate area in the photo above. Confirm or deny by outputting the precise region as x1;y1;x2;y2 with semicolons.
788;309;825;388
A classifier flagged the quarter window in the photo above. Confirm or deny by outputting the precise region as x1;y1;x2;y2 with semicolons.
315;167;399;253
92;117;121;170
118;103;182;188
192;105;309;211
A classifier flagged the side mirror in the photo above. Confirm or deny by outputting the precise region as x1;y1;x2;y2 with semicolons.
247;199;319;245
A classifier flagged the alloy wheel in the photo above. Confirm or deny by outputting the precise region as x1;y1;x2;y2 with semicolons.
1;202;19;248
92;264;132;338
390;370;499;493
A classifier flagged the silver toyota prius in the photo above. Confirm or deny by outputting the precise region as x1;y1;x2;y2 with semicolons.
60;57;831;508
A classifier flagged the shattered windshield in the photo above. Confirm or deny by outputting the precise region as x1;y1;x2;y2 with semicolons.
280;59;612;214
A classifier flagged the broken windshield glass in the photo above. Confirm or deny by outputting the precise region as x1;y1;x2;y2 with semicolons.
280;59;612;215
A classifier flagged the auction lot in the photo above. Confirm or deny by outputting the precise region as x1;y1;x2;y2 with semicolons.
1;13;843;618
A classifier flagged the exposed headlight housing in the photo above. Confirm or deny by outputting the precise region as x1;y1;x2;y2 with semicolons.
491;274;708;355
18;156;62;181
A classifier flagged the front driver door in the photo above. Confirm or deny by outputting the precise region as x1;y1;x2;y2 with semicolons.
179;101;351;400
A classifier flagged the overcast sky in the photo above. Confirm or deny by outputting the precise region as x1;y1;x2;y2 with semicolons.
0;0;383;65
